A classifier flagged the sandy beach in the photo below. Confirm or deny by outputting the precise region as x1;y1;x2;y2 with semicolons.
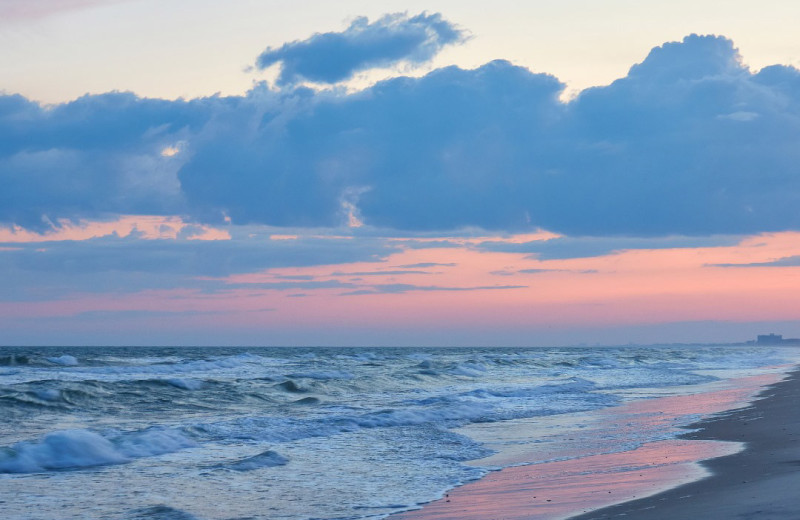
571;368;800;520
394;368;800;520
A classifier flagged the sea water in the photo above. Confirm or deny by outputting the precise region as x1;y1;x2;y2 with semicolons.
0;345;796;519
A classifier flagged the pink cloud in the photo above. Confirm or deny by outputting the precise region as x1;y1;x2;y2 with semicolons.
0;216;230;242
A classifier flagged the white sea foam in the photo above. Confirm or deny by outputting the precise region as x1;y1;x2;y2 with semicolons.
115;428;197;458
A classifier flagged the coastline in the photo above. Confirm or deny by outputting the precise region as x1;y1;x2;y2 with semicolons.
570;367;800;519
392;367;796;520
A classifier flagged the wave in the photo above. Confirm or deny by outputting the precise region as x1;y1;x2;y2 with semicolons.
0;427;196;474
285;370;352;380
0;345;793;520
226;450;288;471
1;353;267;386
125;505;200;520
195;380;618;445
292;396;321;405
0;393;69;410
460;377;598;400
47;355;78;366
0;355;30;366
33;389;62;401
449;363;488;377
164;378;204;391
274;380;309;393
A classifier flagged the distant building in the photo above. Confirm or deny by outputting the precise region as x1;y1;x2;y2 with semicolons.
753;333;800;345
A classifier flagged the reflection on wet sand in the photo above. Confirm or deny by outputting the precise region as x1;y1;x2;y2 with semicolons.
395;373;782;520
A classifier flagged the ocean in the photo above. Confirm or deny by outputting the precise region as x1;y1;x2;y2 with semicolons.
0;345;796;520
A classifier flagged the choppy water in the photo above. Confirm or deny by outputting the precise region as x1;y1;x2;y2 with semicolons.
0;345;795;519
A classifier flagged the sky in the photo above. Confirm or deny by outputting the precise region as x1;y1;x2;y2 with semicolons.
3;0;800;346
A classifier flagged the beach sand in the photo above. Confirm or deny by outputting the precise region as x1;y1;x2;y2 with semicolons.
571;368;800;520
393;369;800;520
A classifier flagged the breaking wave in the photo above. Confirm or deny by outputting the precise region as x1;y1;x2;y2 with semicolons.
0;427;196;474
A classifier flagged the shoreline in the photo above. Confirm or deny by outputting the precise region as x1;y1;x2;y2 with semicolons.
392;367;795;520
569;367;800;519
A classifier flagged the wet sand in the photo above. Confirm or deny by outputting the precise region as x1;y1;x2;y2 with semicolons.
571;368;800;520
392;370;797;520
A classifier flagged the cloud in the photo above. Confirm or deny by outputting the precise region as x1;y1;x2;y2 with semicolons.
397;262;456;268
4;33;800;236
178;59;565;229
330;269;431;276
0;230;398;299
477;235;744;260
224;280;356;291
545;35;800;236
0;92;214;230
711;255;800;268
184;34;800;235
255;12;466;85
341;283;526;296
492;268;595;276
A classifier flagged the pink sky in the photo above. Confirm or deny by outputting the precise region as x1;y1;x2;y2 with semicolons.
3;218;800;345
